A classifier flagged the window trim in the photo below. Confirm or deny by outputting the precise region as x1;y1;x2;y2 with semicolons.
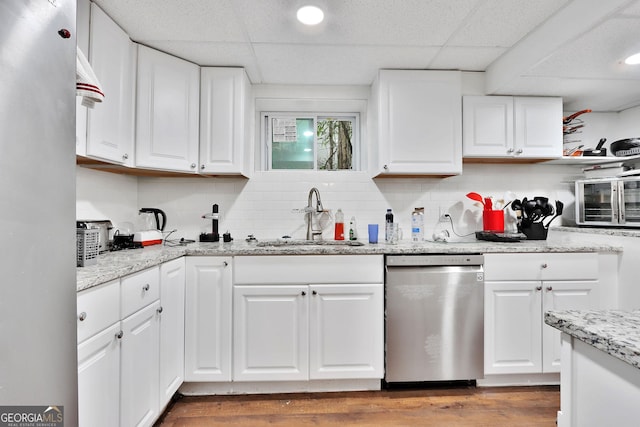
261;111;360;171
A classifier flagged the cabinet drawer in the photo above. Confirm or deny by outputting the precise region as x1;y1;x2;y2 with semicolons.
77;279;120;343
121;266;160;318
484;253;599;281
234;255;383;284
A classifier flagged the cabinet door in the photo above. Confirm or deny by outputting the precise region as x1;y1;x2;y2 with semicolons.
462;96;514;157
375;70;462;176
184;257;232;381
514;97;562;158
76;0;90;156
136;45;200;173
199;67;251;176
159;258;185;407
309;284;383;379
233;285;309;381
86;3;136;165
484;281;542;375
120;301;160;427
77;323;120;427
542;280;597;373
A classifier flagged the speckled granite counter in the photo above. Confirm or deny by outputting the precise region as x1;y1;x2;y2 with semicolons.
545;310;640;370
77;230;621;292
556;225;640;238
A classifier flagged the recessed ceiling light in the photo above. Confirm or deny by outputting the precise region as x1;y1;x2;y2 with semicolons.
297;5;324;26
625;52;640;65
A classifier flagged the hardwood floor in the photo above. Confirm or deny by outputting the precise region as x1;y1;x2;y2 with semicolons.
156;385;560;426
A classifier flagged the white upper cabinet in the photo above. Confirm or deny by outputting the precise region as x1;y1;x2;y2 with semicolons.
463;96;562;159
372;70;462;176
199;67;252;176
75;0;90;156
86;3;136;166
136;46;200;173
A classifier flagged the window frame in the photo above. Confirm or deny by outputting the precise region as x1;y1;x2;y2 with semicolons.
261;111;360;171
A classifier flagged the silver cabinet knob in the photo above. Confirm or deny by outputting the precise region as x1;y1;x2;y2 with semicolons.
516;148;523;154
78;312;87;321
546;286;553;291
507;148;514;154
115;331;123;339
541;263;548;269
201;164;205;170
301;291;306;296
142;284;150;291
312;290;317;296
191;163;196;169
535;286;542;291
157;306;163;314
223;261;228;267
383;164;389;170
122;153;129;160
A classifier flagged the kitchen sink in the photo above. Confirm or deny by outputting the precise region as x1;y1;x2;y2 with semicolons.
256;239;364;247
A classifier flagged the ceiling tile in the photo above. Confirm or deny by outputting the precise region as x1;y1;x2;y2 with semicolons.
447;0;570;47
93;0;246;42
429;47;506;70
252;44;441;85
526;18;640;79
237;0;478;46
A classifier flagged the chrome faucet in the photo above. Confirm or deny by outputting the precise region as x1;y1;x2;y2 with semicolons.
306;187;324;240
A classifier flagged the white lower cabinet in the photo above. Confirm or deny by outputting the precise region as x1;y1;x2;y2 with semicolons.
184;257;233;381
232;255;384;382
233;285;309;381
484;253;599;377
77;322;121;427
120;301;161;427
159;258;186;408
484;280;596;375
77;261;184;427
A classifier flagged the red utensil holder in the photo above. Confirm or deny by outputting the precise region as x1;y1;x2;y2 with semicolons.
483;210;504;232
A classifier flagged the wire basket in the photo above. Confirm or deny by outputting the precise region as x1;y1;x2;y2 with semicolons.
77;228;100;267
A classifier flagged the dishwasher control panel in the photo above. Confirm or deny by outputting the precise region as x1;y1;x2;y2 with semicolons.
385;254;484;267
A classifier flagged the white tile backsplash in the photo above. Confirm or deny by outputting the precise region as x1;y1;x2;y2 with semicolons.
77;162;583;243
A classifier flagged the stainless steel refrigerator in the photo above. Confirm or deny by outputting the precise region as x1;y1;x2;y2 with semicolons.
0;0;78;425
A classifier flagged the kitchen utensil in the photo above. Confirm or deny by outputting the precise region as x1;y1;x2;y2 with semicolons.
484;197;493;210
610;138;640;157
583;138;607;157
562;109;592;125
135;208;167;246
466;192;485;207
543;200;564;228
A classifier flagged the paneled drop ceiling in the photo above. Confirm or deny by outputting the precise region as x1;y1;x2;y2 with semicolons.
94;0;640;112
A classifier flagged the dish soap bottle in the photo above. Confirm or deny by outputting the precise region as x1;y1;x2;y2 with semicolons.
349;216;358;240
334;209;345;240
411;207;424;241
385;208;394;242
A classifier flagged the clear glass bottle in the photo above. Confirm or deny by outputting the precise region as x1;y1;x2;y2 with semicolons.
349;216;358;240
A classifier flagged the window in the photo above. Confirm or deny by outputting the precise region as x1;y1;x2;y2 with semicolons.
263;113;359;170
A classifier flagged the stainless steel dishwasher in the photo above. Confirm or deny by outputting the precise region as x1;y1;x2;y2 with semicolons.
385;254;484;383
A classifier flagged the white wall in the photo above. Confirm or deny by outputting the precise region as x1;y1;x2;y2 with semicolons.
71;162;580;242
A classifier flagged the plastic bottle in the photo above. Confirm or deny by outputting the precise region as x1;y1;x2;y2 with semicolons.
334;209;345;240
385;208;394;242
349;216;358;240
411;207;424;241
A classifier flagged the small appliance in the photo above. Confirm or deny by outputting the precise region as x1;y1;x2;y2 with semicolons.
76;220;113;253
575;177;640;227
134;208;167;246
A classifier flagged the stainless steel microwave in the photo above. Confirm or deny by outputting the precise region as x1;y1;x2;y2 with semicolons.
575;177;640;227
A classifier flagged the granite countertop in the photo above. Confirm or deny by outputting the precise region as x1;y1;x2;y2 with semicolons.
77;230;621;292
545;310;640;370
555;225;640;238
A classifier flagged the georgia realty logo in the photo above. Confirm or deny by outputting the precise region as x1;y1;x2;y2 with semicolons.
0;405;64;426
